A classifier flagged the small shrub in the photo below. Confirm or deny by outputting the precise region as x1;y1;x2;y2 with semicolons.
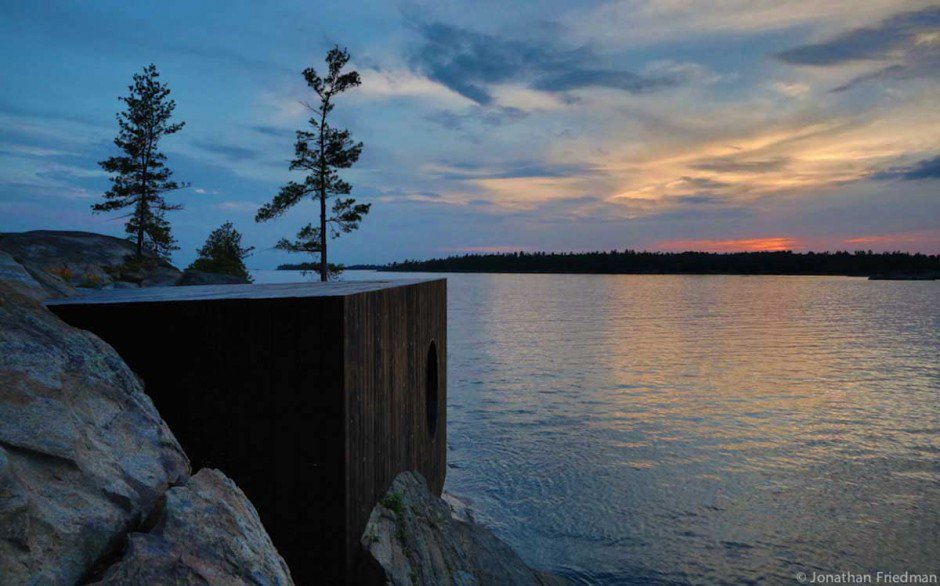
188;222;254;282
78;274;104;289
49;266;73;283
381;492;405;515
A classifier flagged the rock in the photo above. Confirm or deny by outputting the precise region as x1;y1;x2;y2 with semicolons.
141;265;185;287
1;249;77;300
441;491;476;524
0;282;191;583
0;230;182;287
112;281;141;290
93;469;293;585
361;472;568;586
20;260;79;298
0;251;47;300
177;269;250;286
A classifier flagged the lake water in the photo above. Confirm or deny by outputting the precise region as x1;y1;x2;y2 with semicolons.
256;270;939;584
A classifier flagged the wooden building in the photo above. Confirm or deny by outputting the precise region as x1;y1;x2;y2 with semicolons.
47;279;447;583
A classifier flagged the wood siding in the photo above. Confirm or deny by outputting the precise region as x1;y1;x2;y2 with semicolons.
47;279;447;584
344;279;448;578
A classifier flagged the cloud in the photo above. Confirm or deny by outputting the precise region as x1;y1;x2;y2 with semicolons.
215;200;259;212
0;159;105;200
3;2;294;76
356;67;471;104
692;157;791;174
601;97;938;213
191;141;259;162
674;194;725;205
424;106;528;129
778;6;939;91
569;0;932;47
772;81;811;98
872;156;940;180
409;21;680;105
778;7;939;65
425;159;596;181
532;69;674;93
843;230;940;248
679;176;732;189
372;190;445;204
250;125;291;137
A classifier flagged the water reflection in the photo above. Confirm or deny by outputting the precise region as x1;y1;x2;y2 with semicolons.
440;274;938;584
255;271;939;584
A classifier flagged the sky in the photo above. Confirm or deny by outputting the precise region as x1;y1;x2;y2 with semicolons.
1;1;938;268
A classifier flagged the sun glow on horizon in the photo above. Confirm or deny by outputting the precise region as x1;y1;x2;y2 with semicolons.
656;237;803;252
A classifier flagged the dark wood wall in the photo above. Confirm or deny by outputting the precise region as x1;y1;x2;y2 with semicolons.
48;279;447;584
343;279;448;576
50;296;349;583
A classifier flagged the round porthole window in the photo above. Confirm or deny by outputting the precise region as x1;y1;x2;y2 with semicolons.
426;341;439;440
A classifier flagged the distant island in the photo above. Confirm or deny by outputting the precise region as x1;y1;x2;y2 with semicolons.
277;262;381;271
377;250;940;279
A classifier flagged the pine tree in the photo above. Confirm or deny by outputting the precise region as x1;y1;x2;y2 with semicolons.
255;46;370;281
93;64;186;261
188;222;255;282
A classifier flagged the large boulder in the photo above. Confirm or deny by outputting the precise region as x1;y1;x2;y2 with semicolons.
0;230;182;287
361;472;568;586
0;281;191;583
93;469;293;585
0;267;294;584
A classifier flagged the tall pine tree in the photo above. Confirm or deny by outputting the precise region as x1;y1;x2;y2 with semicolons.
256;46;370;281
93;64;186;261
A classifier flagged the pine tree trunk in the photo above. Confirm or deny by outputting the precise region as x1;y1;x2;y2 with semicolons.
318;103;328;283
319;188;327;282
137;140;151;262
135;199;145;261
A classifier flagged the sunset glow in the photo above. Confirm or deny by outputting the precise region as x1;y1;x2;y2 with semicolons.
843;231;940;249
1;1;937;264
656;237;803;253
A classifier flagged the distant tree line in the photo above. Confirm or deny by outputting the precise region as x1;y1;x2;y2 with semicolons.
277;262;379;271
384;250;940;277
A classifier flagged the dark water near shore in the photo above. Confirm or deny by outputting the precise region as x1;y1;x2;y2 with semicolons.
256;271;939;584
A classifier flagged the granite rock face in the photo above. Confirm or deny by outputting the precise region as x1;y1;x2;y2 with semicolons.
0;280;191;583
0;264;292;584
0;230;181;287
0;249;77;300
94;469;293;585
361;471;568;586
0;250;49;300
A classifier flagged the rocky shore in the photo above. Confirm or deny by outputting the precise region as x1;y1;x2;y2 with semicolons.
0;231;566;585
0;230;249;289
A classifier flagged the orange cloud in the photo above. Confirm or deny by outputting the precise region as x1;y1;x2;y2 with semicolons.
843;230;940;252
656;237;802;252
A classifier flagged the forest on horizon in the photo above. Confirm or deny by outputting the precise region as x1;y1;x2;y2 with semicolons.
374;249;940;277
